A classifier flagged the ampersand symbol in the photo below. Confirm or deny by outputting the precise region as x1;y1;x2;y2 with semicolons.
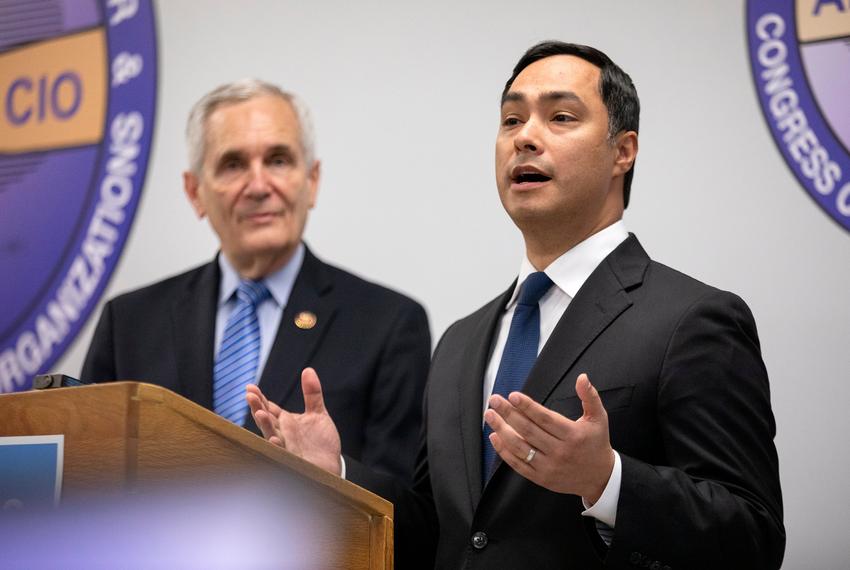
112;52;143;87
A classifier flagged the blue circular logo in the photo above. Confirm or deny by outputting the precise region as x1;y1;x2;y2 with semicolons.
0;0;157;392
747;0;850;234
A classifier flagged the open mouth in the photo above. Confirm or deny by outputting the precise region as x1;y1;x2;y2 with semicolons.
511;166;552;185
513;172;552;184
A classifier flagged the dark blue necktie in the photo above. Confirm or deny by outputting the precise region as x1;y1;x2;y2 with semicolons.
213;280;270;425
482;271;554;483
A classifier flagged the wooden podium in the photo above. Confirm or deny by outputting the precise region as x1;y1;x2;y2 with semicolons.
0;381;393;569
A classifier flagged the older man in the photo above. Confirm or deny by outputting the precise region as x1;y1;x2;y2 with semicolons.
249;43;785;569
82;80;431;481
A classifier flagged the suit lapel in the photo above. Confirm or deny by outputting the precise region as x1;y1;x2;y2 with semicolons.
252;247;335;415
523;234;648;406
458;284;515;508
172;259;219;409
486;235;649;482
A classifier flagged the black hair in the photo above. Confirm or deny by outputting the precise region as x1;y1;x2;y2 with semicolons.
503;41;640;207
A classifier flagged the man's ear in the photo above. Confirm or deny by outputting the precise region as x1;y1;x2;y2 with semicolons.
307;160;321;209
612;131;638;178
183;171;206;218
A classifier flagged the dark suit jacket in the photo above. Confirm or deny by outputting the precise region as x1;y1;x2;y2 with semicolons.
348;235;784;569
82;246;431;481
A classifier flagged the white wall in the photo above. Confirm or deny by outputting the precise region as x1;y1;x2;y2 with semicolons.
55;1;850;566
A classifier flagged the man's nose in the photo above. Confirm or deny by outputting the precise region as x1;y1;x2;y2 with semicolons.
514;119;542;154
245;161;272;197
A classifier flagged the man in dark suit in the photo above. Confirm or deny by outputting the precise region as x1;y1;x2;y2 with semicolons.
248;43;785;568
82;79;431;482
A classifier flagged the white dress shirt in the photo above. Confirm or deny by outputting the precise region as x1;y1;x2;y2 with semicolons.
483;220;629;529
215;243;305;381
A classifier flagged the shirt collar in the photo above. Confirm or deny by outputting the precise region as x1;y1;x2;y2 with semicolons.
217;242;305;308
506;220;629;308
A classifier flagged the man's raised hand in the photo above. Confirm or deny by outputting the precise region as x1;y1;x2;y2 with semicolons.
246;367;343;476
483;373;615;504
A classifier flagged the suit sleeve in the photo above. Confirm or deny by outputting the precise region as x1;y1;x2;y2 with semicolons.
607;291;785;569
347;371;439;570
345;313;459;570
80;301;118;383
356;299;431;483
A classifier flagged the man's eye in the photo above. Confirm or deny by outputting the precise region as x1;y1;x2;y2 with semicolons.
268;155;291;167
552;113;574;123
502;117;521;127
222;159;243;171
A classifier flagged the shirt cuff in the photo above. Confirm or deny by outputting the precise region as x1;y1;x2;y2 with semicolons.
340;455;346;479
580;450;621;528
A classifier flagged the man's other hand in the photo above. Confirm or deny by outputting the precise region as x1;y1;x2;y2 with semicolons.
246;367;343;476
484;373;615;504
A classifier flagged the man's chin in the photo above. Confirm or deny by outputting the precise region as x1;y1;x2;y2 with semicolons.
226;240;298;277
245;240;295;258
234;232;297;258
504;202;552;226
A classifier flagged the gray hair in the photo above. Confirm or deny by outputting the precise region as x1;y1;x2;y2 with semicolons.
185;78;316;174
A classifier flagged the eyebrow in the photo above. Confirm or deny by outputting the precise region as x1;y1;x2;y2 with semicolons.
215;149;245;166
501;90;584;107
265;144;296;158
214;144;296;165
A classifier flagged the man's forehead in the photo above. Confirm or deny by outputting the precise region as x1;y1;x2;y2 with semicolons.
204;96;301;148
206;96;298;134
503;55;600;104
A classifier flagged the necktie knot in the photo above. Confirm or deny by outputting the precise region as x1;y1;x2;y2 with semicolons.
236;280;270;307
517;272;553;307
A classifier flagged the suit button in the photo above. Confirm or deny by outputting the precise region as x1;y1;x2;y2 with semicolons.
471;531;488;550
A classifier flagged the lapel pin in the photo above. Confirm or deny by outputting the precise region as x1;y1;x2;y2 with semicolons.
294;311;317;330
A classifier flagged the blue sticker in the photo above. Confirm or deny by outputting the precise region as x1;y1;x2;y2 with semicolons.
0;436;64;510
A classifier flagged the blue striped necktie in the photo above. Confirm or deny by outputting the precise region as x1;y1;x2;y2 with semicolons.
213;280;270;425
483;271;553;483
